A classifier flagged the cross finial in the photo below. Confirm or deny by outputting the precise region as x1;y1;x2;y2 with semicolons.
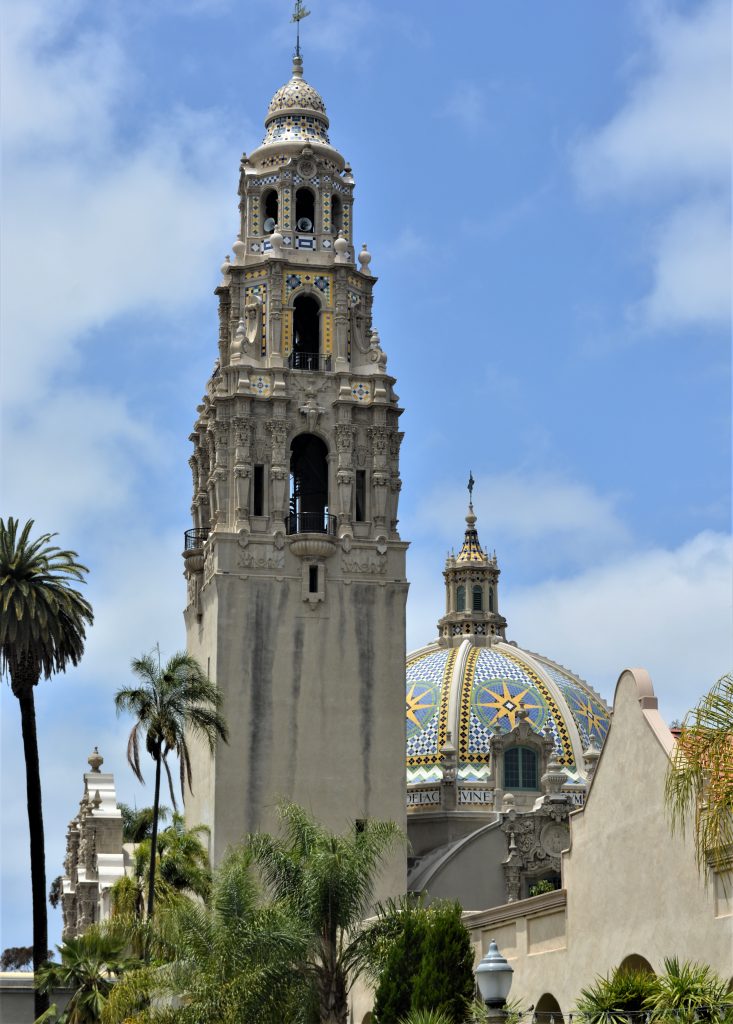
468;471;475;503
292;0;311;58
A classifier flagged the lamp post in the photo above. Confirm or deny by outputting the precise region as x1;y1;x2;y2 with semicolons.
476;938;514;1024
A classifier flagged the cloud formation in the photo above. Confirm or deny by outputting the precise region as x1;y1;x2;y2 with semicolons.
573;0;731;332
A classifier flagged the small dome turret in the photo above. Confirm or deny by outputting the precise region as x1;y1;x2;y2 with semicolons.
262;56;330;146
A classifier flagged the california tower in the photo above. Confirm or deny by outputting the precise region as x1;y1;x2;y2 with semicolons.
182;48;408;894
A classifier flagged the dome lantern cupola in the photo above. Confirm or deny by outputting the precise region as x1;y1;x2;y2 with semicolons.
438;475;507;646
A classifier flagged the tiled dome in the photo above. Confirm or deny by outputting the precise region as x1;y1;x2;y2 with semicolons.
262;56;330;146
406;639;610;785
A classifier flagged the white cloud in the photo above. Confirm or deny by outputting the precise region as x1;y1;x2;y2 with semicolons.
574;0;730;197
0;0;239;406
572;0;731;333
438;83;489;131
637;198;731;329
505;530;733;725
416;471;630;565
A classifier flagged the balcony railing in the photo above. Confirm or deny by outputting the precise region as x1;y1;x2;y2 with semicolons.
286;512;337;536
288;351;332;372
184;527;209;551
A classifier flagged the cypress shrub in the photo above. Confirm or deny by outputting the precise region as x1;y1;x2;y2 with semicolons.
411;901;475;1024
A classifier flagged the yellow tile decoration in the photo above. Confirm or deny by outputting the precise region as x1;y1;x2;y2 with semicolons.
282;308;293;355
281;187;292;230
249;374;272;398
350;379;371;403
322;311;333;355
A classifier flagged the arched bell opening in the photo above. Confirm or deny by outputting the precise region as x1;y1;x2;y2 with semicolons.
289;434;330;534
535;992;564;1024
331;193;343;233
295;187;315;232
262;189;278;234
292;294;321;369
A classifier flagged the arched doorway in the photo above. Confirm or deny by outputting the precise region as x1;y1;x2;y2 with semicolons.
618;954;655;975
289;434;329;533
535;992;564;1024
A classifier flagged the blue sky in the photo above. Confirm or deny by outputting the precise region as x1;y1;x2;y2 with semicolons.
1;0;730;951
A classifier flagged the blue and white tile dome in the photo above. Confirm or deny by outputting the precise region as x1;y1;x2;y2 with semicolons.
262;57;330;146
406;639;610;785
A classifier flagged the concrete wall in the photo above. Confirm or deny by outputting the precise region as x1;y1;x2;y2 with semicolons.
0;976;71;1024
465;668;733;1015
185;532;408;900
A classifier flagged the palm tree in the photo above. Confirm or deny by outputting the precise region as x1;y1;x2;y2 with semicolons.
114;650;228;919
35;923;140;1024
110;813;212;918
649;957;733;1024
118;803;169;844
665;672;733;877
248;802;403;1024
101;847;310;1024
0;518;93;1018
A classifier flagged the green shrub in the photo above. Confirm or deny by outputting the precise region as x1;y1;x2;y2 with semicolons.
410;902;475;1024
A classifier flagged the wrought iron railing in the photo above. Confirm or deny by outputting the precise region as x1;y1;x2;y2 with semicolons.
184;527;209;551
286;512;337;536
288;351;332;372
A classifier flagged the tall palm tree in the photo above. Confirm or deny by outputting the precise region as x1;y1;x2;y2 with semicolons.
118;803;170;844
249;802;403;1024
114;650;228;919
665;672;733;877
0;518;93;1018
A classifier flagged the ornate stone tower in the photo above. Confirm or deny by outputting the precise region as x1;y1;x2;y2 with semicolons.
437;482;507;645
182;53;408;894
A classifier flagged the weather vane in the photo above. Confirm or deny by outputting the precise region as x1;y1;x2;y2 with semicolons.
292;0;311;58
468;471;475;503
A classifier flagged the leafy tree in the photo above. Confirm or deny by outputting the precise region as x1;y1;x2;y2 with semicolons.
649;957;733;1024
118;803;170;844
49;876;64;909
114;650;228;918
575;967;659;1024
0;518;93;1017
35;923;140;1023
665;672;733;878
101;847;310;1024
410;901;475;1024
372;902;427;1024
249;803;403;1024
1;945;36;970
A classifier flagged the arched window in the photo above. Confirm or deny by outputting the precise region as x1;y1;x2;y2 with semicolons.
472;584;483;611
535;993;564;1024
504;746;538;789
289;434;329;533
292;294;320;368
489;586;495;612
331;194;343;233
456;585;466;612
295;188;315;232
262;189;278;233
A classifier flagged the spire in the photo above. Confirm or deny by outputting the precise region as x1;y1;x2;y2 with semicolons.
456;473;487;564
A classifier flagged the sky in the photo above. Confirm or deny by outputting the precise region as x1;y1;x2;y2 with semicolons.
1;0;731;952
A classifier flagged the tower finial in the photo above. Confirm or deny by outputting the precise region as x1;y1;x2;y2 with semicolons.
292;0;311;59
467;470;475;508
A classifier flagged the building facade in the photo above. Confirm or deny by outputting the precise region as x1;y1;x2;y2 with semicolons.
182;54;408;893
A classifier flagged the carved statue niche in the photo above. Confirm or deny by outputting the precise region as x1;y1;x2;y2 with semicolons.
232;292;263;362
349;294;370;355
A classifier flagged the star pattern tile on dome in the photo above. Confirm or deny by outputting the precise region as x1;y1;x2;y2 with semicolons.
534;658;610;746
405;648;456;770
456;646;575;770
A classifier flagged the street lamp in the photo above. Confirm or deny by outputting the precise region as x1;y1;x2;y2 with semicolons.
476;939;514;1020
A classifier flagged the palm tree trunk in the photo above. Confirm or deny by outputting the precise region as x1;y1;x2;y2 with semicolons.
147;747;162;920
17;686;49;1019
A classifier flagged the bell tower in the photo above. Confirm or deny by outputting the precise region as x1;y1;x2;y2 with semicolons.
183;49;408;895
